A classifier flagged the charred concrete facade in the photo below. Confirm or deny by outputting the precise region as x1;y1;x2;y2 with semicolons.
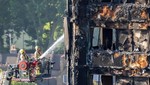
64;0;150;85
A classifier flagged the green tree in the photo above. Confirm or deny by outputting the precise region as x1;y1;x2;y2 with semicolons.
0;0;65;52
0;0;11;52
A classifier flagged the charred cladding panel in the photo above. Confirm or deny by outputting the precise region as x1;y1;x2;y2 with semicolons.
116;30;149;52
88;1;150;77
66;0;150;85
90;4;150;29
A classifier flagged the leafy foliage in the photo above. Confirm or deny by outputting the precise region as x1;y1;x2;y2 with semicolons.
43;22;51;30
0;0;65;53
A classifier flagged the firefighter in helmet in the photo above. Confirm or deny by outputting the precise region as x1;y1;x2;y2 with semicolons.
34;46;42;75
19;49;29;62
34;46;42;60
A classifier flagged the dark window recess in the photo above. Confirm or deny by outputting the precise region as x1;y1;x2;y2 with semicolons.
103;29;112;50
101;76;113;85
126;0;135;3
113;0;122;3
101;0;112;2
91;0;101;3
148;8;150;18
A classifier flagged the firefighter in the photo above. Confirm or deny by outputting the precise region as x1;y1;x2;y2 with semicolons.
19;49;29;62
34;46;42;60
34;46;42;75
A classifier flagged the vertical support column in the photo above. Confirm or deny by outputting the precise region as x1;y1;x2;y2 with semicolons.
113;76;116;85
100;28;103;46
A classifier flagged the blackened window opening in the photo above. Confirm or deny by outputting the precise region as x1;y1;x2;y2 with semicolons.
103;29;112;50
101;0;112;2
126;0;135;3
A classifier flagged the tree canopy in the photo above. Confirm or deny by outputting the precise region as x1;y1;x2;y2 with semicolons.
0;0;65;53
